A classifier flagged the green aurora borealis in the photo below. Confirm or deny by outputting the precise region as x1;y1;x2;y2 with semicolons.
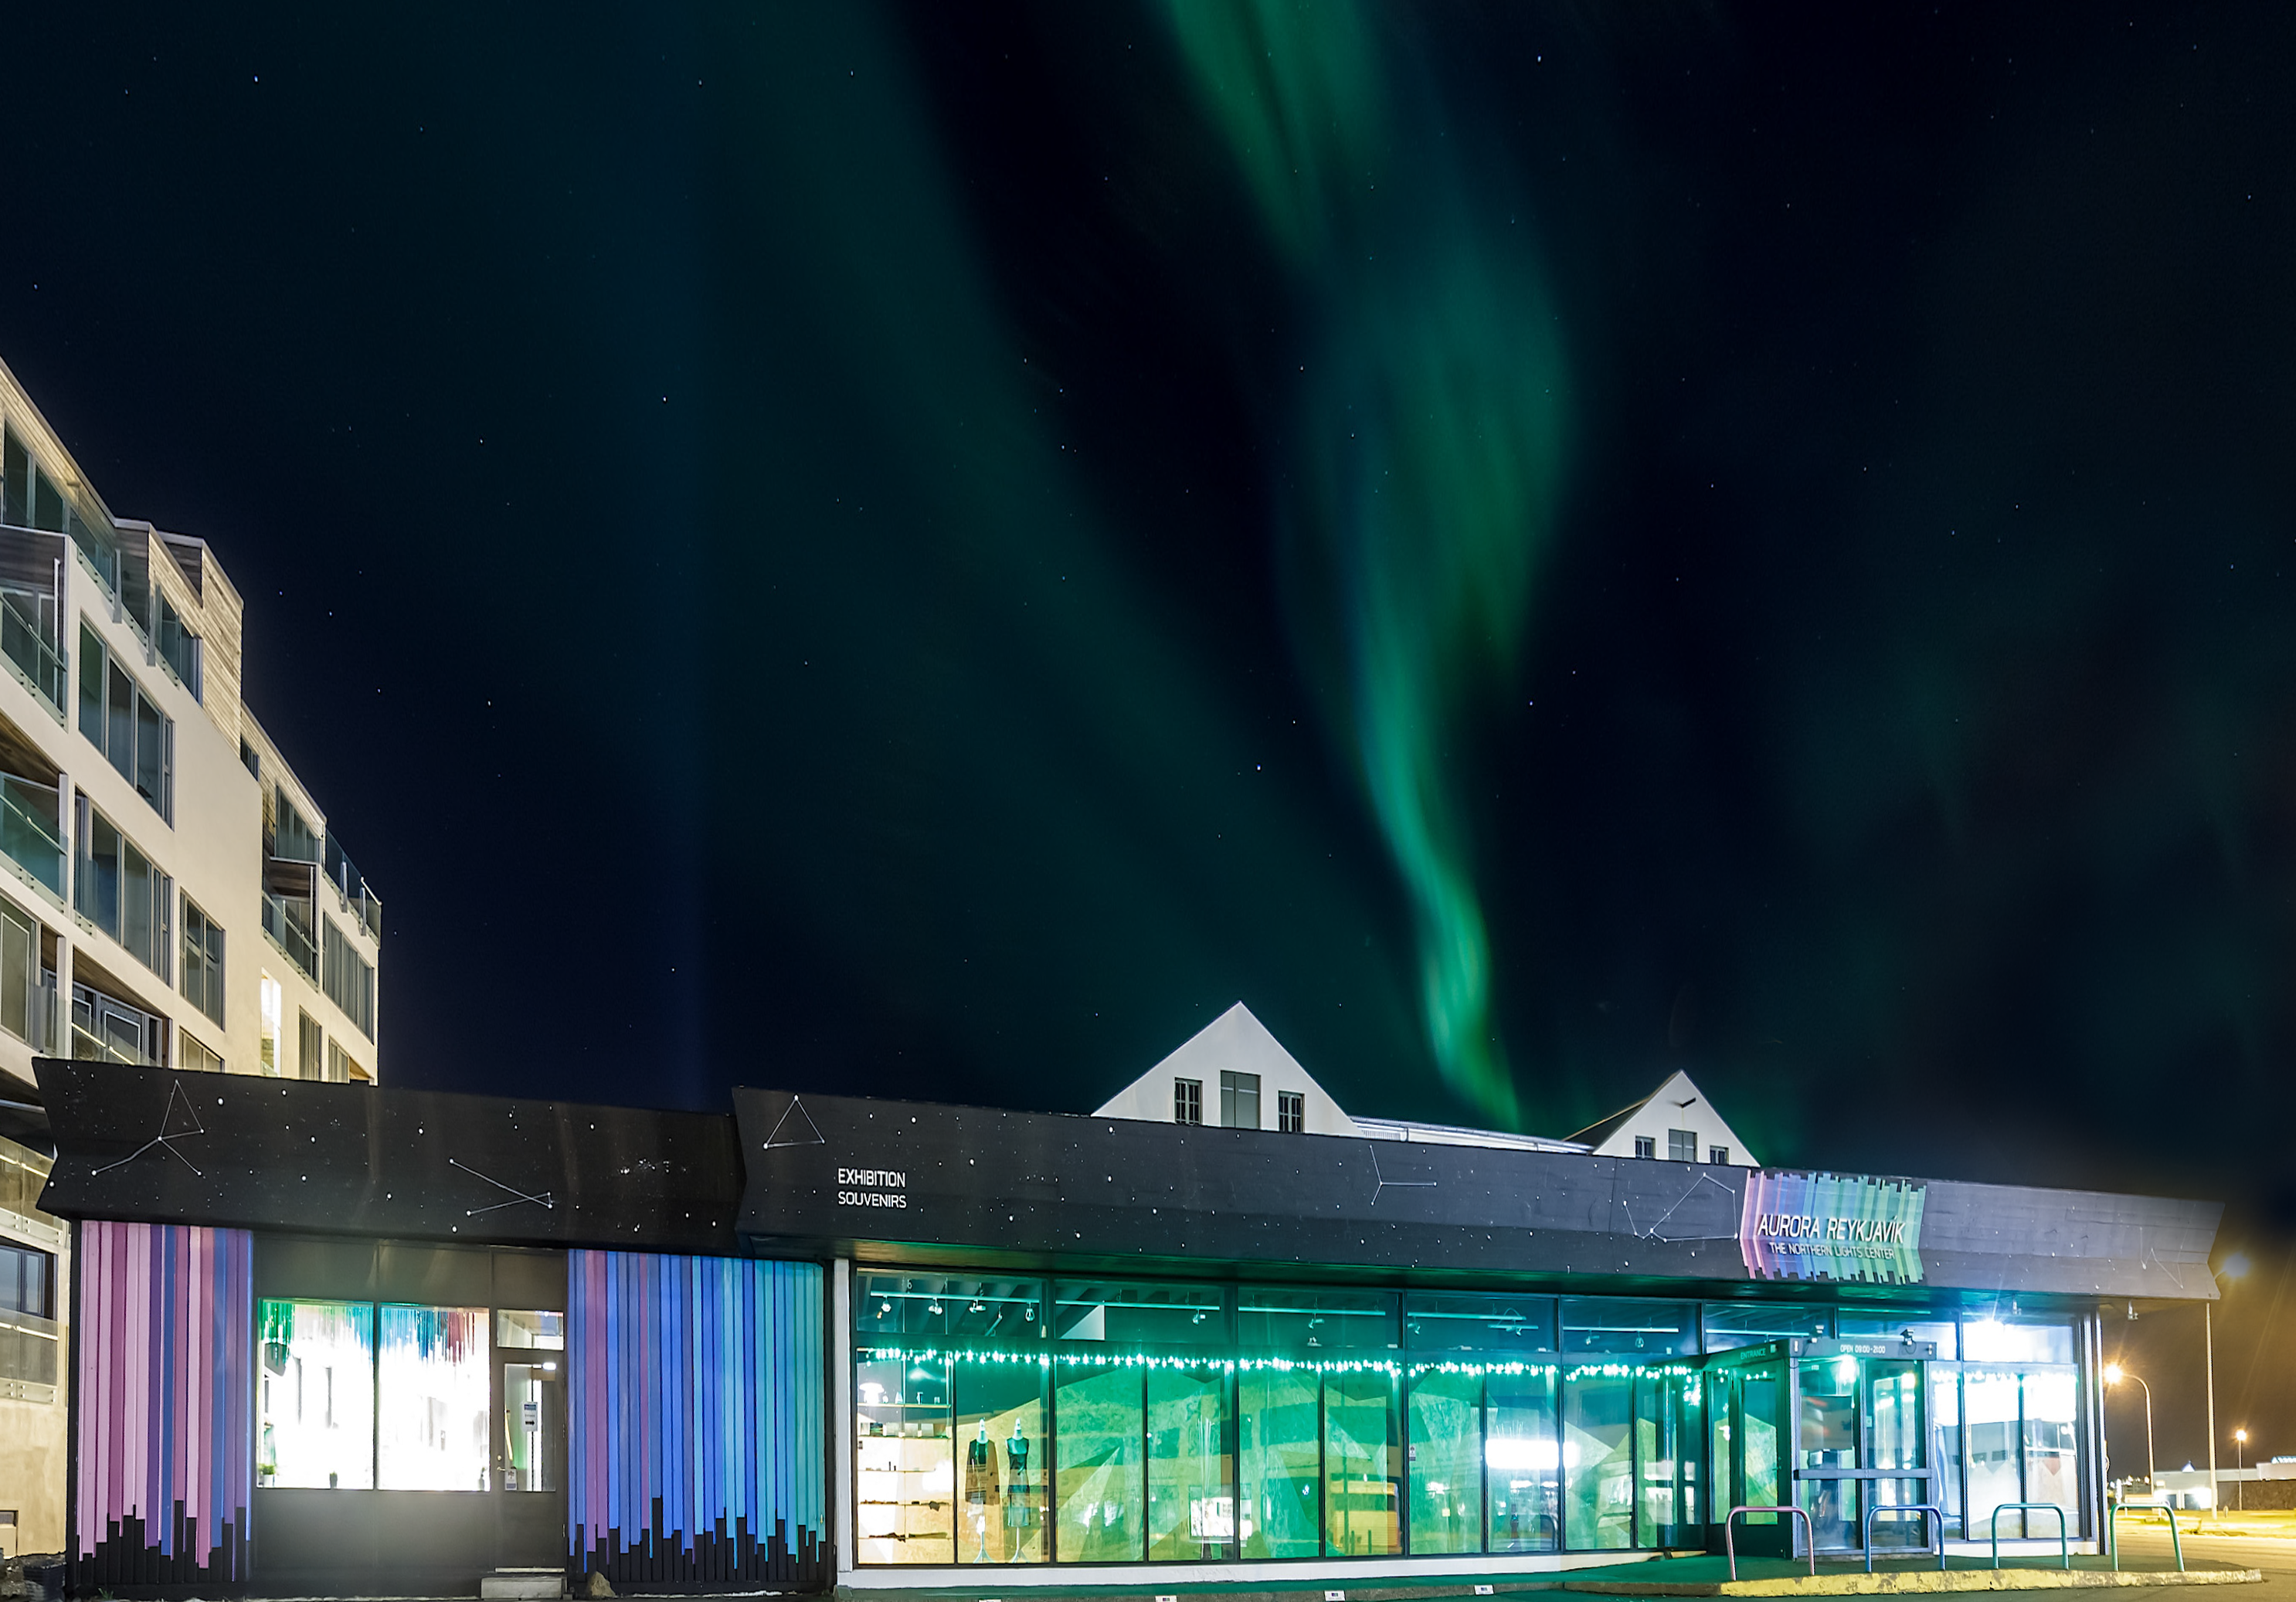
7;2;2296;1244
1171;2;1569;1129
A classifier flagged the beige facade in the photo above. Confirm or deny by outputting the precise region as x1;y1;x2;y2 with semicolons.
0;353;382;1556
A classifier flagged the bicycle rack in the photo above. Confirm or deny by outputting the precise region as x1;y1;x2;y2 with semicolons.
2106;1500;2185;1573
1989;1503;2070;1570
1863;1502;1947;1573
1726;1505;1818;1582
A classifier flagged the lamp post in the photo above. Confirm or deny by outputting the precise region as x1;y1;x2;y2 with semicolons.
2104;1363;2156;1491
2236;1429;2247;1512
2207;1254;2251;1526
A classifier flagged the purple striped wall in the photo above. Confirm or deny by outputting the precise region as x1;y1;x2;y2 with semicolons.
74;1221;255;1587
567;1251;824;1587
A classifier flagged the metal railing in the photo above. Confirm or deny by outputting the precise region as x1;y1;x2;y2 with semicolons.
0;591;62;713
2107;1499;2185;1573
1863;1502;1947;1572
0;774;61;901
1725;1504;1816;1580
1989;1502;2070;1570
262;891;318;979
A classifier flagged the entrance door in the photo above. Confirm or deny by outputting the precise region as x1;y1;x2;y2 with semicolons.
494;1312;569;1568
1710;1357;1792;1558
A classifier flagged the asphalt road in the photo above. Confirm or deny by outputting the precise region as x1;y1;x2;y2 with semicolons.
2117;1529;2296;1602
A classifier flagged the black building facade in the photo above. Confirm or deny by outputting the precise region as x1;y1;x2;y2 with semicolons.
35;1062;2220;1594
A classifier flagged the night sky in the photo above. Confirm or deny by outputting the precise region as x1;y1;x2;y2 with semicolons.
7;5;2295;1465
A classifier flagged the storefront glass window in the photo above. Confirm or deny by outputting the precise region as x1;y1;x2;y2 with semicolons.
1638;1370;1700;1543
1560;1299;1696;1356
1238;1287;1400;1350
2023;1371;2080;1531
1407;1293;1556;1353
1563;1370;1634;1549
257;1298;375;1490
1324;1369;1401;1555
1055;1280;1226;1344
1408;1368;1483;1553
1702;1302;1830;1351
1961;1319;2074;1364
377;1304;491;1491
1931;1367;1965;1534
497;1310;564;1494
1964;1369;2022;1536
857;1353;953;1563
1238;1367;1320;1559
1056;1365;1144;1561
1147;1366;1233;1560
1741;1364;1784;1515
1797;1355;1860;1549
955;1362;1048;1563
1487;1369;1560;1552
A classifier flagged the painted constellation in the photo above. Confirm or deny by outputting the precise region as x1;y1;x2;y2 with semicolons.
448;1156;555;1215
1367;1143;1438;1207
91;1078;207;1178
761;1095;827;1152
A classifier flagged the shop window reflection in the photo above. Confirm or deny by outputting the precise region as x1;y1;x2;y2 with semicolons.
376;1304;490;1492
857;1353;953;1563
1324;1370;1401;1556
1563;1371;1633;1549
956;1363;1045;1563
1487;1370;1560;1552
1056;1365;1144;1561
1964;1370;2023;1536
257;1298;375;1490
1147;1366;1233;1560
1239;1367;1320;1558
2022;1372;2080;1530
1408;1370;1483;1553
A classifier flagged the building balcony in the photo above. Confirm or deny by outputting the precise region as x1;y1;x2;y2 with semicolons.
263;857;318;980
0;523;67;718
71;980;165;1068
0;772;61;905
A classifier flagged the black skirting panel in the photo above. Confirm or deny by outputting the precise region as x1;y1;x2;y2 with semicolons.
575;1502;824;1591
73;1502;247;1594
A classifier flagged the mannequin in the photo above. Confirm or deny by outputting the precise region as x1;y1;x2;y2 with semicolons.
1005;1420;1033;1559
966;1422;994;1561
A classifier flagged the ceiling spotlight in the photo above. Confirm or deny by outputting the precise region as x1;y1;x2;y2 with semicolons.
928;1302;943;1315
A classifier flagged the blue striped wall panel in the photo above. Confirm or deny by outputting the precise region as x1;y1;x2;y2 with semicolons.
568;1251;824;1586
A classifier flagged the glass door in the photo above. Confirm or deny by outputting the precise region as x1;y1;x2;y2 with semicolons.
494;1309;569;1568
1797;1354;1860;1550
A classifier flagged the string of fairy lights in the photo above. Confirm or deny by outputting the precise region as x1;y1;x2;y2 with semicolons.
854;1345;1707;1383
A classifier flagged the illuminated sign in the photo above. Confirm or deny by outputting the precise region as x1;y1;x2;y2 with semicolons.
1739;1170;1926;1284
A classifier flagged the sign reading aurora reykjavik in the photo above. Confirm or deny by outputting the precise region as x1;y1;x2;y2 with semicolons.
1739;1169;1927;1284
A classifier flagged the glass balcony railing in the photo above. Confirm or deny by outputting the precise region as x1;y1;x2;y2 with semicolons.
71;983;165;1068
263;889;318;979
0;590;62;712
0;773;63;901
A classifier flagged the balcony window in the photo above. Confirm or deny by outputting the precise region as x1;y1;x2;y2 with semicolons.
263;857;318;980
0;528;63;714
4;426;117;592
0;898;55;1052
180;1030;223;1074
323;917;375;1040
74;796;172;981
77;623;174;823
297;1009;323;1081
71;981;165;1067
156;598;200;700
181;897;225;1026
260;971;282;1076
0;771;63;902
327;1038;367;1084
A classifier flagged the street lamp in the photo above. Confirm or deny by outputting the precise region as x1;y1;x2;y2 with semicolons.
2207;1253;2251;1524
2235;1429;2248;1512
2104;1363;2156;1491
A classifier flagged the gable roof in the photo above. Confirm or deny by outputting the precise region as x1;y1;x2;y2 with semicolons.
1563;1068;1758;1166
1092;1002;1360;1135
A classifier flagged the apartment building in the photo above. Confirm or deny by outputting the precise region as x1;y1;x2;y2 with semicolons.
0;353;382;1557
